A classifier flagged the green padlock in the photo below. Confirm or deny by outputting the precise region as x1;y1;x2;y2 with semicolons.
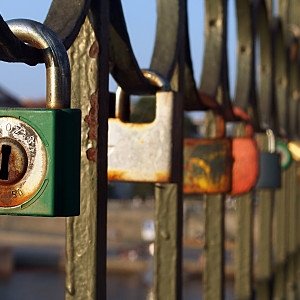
0;19;81;216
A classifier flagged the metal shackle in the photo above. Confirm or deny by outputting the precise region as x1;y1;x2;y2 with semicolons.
7;19;70;109
115;69;170;119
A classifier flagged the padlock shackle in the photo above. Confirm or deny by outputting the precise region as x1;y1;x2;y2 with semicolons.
115;69;170;119
7;19;70;109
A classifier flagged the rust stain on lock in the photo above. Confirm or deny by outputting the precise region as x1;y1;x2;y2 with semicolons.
108;170;126;181
0;185;36;207
108;169;169;182
183;139;232;194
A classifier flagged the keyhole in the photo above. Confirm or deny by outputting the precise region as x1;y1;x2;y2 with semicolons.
0;145;11;180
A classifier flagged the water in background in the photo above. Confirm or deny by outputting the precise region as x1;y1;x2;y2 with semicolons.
0;271;234;300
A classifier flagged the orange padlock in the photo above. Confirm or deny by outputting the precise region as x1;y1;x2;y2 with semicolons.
230;107;259;196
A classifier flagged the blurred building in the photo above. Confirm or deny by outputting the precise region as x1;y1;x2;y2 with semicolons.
0;86;21;107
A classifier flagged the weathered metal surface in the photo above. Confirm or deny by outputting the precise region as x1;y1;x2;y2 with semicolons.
255;132;275;297
65;5;109;298
108;90;175;183
296;163;300;298
183;138;232;194
235;193;253;299
254;0;272;130
273;170;287;299
233;115;254;299
154;184;182;300
286;161;297;298
255;189;273;299
234;0;252;109
204;194;224;300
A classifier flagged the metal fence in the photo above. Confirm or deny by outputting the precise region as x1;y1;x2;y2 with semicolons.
1;0;300;299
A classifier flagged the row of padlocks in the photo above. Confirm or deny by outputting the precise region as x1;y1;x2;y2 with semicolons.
0;18;297;217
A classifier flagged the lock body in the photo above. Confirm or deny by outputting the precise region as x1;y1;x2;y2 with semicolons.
108;73;177;183
231;137;259;195
256;152;281;188
255;131;281;189
228;108;259;196
0;19;81;217
0;109;81;216
183;138;232;194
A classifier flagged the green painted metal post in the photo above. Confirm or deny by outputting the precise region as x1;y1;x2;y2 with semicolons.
235;193;253;299
65;2;109;298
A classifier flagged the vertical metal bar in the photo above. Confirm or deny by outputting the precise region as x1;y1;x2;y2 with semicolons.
295;163;300;299
153;1;185;297
235;193;253;299
154;183;183;300
65;1;109;298
273;170;287;299
286;162;297;299
204;194;225;300
92;1;110;298
154;87;184;299
255;189;273;299
284;164;291;299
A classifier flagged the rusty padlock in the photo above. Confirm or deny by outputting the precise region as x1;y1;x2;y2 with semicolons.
229;107;259;196
183;113;233;194
108;70;177;182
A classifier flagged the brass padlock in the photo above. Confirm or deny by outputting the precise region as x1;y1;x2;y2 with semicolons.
183;113;233;194
108;70;177;182
288;140;300;162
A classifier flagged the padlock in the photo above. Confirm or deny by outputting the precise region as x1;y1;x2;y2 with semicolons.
0;19;81;216
108;70;176;182
276;139;292;170
229;107;259;196
183;113;233;194
256;130;281;189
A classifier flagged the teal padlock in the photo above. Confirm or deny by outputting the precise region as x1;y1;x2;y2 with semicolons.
0;19;81;216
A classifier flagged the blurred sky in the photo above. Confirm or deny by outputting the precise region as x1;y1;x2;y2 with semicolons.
0;0;236;101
